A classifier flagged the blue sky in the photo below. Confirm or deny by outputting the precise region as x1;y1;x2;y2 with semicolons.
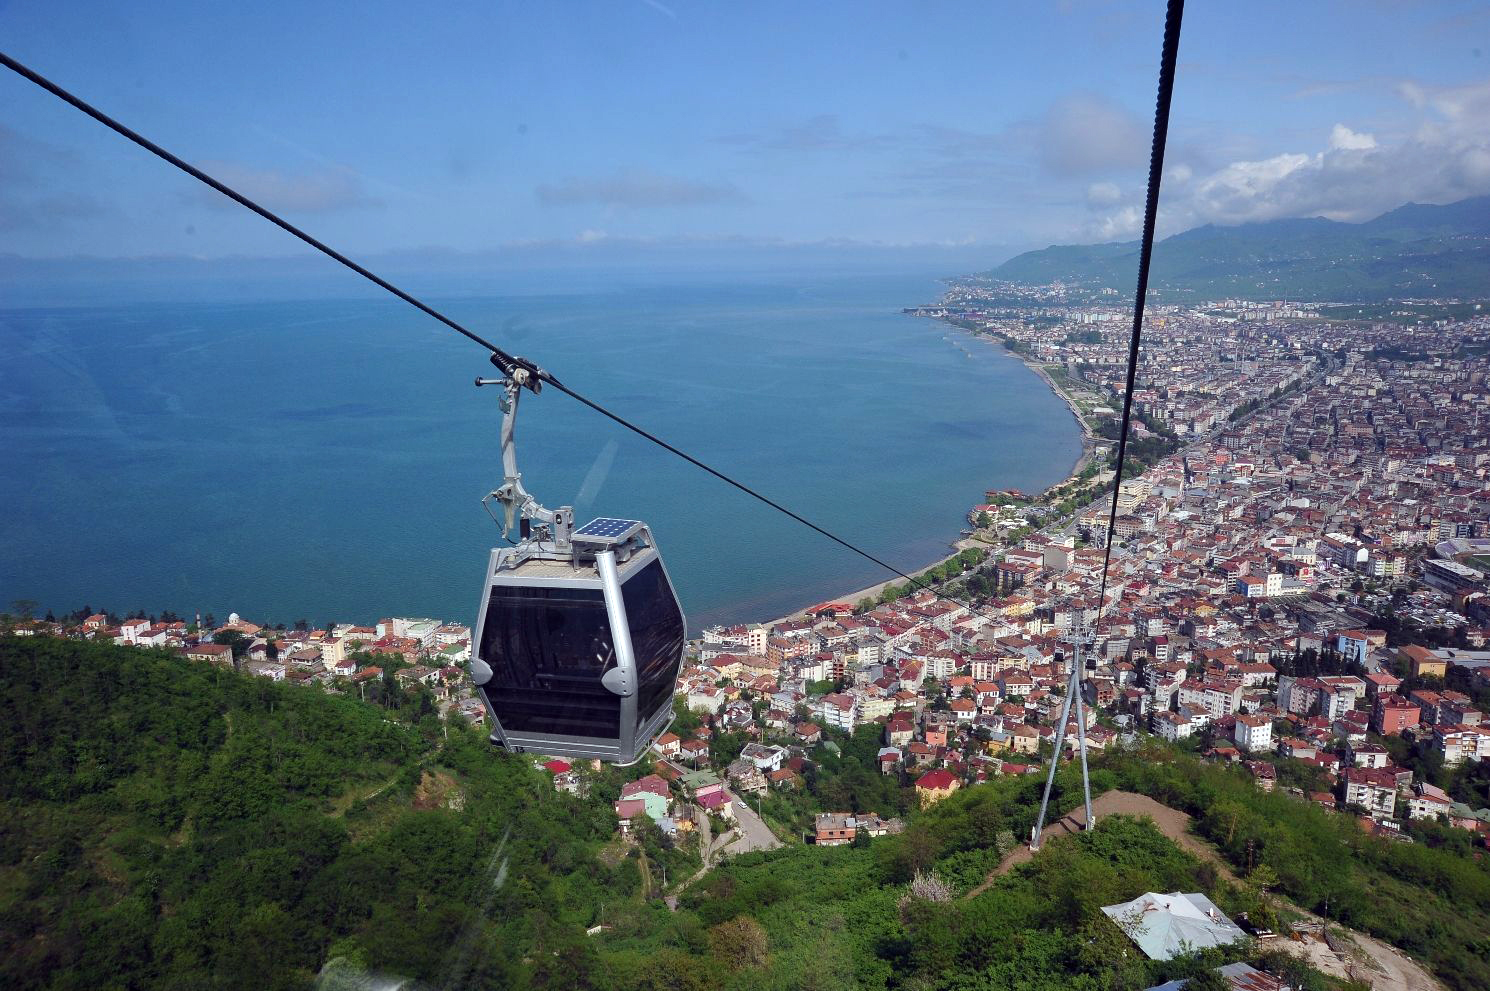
3;1;1489;264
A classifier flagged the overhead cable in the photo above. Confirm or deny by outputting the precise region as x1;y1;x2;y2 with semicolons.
1092;0;1184;633
0;50;933;592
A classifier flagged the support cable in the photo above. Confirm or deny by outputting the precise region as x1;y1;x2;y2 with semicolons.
0;49;931;592
1092;0;1185;635
1031;0;1183;851
6;3;1183;636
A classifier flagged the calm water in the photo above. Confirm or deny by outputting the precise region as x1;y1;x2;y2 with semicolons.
0;273;1080;630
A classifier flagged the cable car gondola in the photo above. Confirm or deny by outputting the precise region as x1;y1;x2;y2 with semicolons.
468;369;686;764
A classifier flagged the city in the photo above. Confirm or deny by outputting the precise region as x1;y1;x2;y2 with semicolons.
6;3;1490;987
12;289;1489;859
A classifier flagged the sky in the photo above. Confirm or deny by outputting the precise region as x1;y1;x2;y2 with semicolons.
3;0;1490;268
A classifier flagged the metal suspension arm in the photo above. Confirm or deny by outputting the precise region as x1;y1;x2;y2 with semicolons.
477;375;570;546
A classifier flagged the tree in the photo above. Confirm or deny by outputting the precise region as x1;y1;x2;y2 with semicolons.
212;630;249;671
11;599;38;620
1186;969;1230;991
707;915;768;971
1247;863;1279;893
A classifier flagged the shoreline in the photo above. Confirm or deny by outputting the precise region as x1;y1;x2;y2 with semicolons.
762;310;1095;628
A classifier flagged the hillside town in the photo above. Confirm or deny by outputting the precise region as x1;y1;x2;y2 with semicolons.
10;292;1490;855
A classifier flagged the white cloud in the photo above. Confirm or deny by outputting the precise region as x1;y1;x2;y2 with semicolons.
1092;205;1142;241
1087;79;1490;235
1191;152;1314;222
190;161;376;213
1037;94;1148;176
1086;181;1123;208
1329;124;1376;151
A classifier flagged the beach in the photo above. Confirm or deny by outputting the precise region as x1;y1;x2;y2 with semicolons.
764;310;1094;627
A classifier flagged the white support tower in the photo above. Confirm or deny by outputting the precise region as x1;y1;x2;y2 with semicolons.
1029;633;1095;851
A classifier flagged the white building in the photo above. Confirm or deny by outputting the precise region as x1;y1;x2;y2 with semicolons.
1233;713;1272;751
1153;710;1192;742
686;684;725;714
1343;768;1397;818
818;692;857;732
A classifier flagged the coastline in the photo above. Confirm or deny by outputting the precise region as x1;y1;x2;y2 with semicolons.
762;310;1094;628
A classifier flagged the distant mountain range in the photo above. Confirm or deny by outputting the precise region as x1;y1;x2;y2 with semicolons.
986;196;1490;301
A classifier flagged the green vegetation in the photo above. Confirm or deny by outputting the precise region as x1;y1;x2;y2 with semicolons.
873;548;987;605
1107;744;1490;991
0;635;656;990
755;724;914;838
597;765;1344;991
9;636;1485;990
1317;300;1490;324
1092;418;1180;474
987;194;1490;302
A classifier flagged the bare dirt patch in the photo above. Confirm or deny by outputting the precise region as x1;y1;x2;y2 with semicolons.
413;769;462;811
1273;916;1443;991
964;790;1236;899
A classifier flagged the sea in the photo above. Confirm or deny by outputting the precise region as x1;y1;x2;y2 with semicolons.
0;271;1082;632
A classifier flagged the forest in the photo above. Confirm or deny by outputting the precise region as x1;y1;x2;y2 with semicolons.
5;636;1487;990
0;635;636;990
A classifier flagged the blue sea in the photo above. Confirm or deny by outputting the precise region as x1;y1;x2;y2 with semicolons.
0;272;1081;631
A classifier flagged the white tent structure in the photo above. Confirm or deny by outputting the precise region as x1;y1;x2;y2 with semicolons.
1101;891;1246;960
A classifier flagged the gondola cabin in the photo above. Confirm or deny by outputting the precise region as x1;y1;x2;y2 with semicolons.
470;517;686;765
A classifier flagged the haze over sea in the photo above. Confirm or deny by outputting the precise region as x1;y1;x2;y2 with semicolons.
0;270;1081;631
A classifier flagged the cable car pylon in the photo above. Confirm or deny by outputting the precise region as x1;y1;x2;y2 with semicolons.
1029;631;1095;851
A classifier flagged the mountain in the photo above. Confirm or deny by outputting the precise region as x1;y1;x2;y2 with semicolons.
987;196;1490;301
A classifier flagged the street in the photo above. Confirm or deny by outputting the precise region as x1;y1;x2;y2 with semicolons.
722;790;780;855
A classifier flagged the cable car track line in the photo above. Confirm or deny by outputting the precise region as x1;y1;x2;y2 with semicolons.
5;10;1180;620
0;51;522;377
1093;0;1182;635
1;49;930;591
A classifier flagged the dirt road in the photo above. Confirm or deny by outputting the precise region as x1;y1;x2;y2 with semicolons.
1274;912;1442;991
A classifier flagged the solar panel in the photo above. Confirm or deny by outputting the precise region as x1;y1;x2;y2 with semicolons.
573;517;643;544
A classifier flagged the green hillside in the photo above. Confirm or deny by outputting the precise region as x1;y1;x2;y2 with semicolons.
0;635;638;990
5;635;1488;990
987;196;1490;301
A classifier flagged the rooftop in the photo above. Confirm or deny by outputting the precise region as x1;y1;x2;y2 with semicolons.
1101;891;1246;960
